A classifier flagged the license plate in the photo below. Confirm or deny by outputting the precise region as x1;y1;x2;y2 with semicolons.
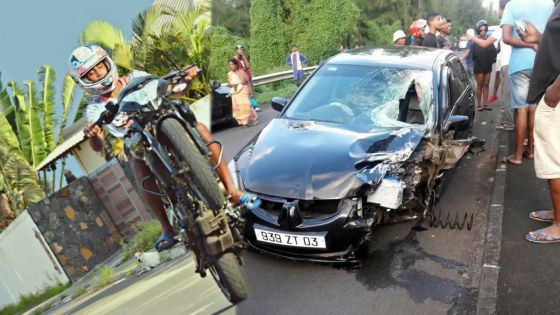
254;225;326;249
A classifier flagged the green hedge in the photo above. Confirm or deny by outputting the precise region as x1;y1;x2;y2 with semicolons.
249;0;359;75
208;26;248;82
250;0;287;75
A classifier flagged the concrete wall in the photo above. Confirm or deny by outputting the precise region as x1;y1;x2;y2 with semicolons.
27;178;122;282
72;142;108;175
0;211;69;308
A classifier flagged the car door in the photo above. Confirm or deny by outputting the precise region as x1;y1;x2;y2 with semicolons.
443;57;475;138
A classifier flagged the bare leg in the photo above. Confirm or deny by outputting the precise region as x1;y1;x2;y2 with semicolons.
475;73;484;109
492;70;501;97
512;108;528;162
527;179;560;240
482;73;491;107
195;123;244;203
131;157;174;236
526;106;536;157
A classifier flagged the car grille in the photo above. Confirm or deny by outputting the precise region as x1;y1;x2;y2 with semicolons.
259;199;341;220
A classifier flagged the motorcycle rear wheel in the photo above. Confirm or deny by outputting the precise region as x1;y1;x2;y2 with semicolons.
159;118;223;210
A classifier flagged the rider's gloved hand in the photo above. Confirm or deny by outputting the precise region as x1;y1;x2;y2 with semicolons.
183;66;200;83
84;123;103;138
240;194;261;210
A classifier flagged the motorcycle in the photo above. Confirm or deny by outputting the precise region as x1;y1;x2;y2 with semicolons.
91;66;249;303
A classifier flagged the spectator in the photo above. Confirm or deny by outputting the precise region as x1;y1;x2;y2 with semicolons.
472;20;498;111
227;58;258;127
234;44;262;112
285;45;309;85
338;44;347;53
500;0;554;166
422;13;445;48
461;37;475;77
393;30;407;45
466;0;514;129
437;18;454;49
409;19;427;46
519;6;560;242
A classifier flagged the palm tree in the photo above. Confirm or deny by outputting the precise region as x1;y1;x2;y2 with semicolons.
0;111;44;229
79;4;211;93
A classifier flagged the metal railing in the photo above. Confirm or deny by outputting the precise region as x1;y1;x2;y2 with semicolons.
251;66;318;86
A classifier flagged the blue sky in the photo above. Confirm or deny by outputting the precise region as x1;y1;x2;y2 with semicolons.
0;0;153;183
0;0;153;84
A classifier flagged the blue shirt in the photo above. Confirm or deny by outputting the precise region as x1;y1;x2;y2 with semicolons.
500;0;554;75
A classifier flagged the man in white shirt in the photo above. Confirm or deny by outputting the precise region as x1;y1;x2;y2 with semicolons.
285;45;308;85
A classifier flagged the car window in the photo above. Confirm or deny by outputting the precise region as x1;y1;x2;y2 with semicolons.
448;59;468;109
283;64;433;131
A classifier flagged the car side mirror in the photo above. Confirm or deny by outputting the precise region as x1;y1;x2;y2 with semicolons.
445;115;469;131
271;97;288;112
211;80;221;91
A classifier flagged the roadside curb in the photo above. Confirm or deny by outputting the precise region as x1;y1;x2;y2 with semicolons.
24;245;189;315
476;130;509;314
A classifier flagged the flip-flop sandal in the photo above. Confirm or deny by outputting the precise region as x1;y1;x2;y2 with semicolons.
487;95;498;104
523;150;534;159
477;107;485;112
484;106;492;111
525;228;560;243
155;233;178;252
529;210;555;222
240;193;262;210
501;155;522;165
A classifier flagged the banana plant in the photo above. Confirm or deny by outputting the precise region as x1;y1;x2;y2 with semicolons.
0;112;44;226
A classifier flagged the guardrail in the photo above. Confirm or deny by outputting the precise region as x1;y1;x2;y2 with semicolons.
251;66;318;86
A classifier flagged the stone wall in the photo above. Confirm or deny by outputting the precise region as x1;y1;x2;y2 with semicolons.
88;159;154;237
27;178;122;282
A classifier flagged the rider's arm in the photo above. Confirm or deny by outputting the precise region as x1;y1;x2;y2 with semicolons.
167;66;200;97
89;131;104;152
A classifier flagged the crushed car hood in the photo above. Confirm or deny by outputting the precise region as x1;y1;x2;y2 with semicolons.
236;119;425;200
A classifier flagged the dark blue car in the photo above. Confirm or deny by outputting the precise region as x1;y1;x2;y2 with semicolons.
229;46;478;263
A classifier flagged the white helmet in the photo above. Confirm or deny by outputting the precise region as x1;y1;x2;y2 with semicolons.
68;44;119;96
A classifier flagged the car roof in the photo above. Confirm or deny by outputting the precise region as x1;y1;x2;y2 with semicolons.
327;46;452;70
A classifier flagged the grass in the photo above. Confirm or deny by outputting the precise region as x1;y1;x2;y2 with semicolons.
97;265;114;287
120;220;162;260
0;283;69;315
72;286;87;299
254;80;298;105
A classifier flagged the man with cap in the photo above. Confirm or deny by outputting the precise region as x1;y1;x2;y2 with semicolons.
393;30;407;45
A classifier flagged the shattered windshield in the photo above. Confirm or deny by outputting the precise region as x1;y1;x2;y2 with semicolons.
283;64;433;131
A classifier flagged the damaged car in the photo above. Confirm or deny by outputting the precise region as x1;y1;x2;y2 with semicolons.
228;47;479;263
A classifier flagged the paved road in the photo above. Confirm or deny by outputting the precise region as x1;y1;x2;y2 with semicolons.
496;131;560;314
51;98;501;315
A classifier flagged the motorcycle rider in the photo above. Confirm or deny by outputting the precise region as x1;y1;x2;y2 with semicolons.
69;44;259;251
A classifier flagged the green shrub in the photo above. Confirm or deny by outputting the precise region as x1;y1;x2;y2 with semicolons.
250;0;287;75
0;283;69;315
120;220;162;260
208;26;248;82
254;80;298;104
97;265;114;287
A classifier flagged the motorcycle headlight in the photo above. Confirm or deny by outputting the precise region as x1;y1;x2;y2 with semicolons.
227;160;239;189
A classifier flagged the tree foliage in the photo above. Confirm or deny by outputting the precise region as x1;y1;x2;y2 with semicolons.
212;0;251;38
249;0;286;75
249;0;359;75
209;26;247;82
